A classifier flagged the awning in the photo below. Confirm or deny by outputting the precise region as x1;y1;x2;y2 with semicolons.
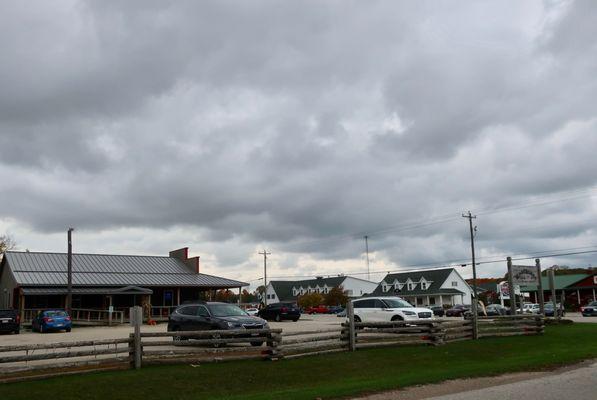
21;286;153;295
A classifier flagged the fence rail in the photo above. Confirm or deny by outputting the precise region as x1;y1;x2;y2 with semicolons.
1;309;546;383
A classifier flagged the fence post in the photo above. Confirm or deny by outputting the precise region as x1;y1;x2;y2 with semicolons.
130;306;142;369
346;300;356;352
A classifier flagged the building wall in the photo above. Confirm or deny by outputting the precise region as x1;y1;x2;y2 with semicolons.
265;283;280;303
440;270;472;305
0;259;18;309
342;277;378;297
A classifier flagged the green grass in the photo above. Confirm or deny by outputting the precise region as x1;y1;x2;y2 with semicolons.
1;324;596;400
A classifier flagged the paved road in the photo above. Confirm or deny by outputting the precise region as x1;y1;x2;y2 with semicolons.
428;361;597;400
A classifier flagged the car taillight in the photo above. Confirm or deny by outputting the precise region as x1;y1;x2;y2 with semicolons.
281;307;288;313
43;317;54;323
65;316;72;321
16;315;20;324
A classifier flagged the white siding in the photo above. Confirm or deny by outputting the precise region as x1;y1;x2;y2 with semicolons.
264;283;280;303
341;277;378;297
439;270;472;305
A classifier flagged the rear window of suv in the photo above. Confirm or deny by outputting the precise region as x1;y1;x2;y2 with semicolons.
0;310;17;318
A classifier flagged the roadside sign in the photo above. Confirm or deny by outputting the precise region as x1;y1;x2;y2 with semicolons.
511;265;539;284
108;306;114;313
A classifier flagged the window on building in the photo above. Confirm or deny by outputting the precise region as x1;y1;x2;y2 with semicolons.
421;282;428;290
408;282;415;290
451;281;458;287
429;297;436;305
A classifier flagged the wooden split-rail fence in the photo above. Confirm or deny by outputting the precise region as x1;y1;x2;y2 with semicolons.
0;314;545;383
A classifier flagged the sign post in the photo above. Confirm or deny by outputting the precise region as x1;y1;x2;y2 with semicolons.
535;259;545;316
509;263;540;315
507;257;515;315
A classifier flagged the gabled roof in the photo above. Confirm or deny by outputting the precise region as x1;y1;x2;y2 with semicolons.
371;268;460;296
519;274;589;292
270;276;347;301
2;251;247;288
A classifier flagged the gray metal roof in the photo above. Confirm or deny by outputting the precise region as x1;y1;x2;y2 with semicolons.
3;251;248;288
21;286;154;295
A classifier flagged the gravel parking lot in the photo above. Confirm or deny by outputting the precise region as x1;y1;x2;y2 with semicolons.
0;314;345;347
1;313;595;347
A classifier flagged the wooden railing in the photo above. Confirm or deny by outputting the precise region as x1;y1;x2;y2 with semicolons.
0;338;132;382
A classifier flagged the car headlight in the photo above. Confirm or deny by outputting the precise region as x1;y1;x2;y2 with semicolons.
403;311;416;316
226;322;241;328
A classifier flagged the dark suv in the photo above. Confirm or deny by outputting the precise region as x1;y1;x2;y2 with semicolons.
0;309;20;334
257;302;300;322
167;302;269;345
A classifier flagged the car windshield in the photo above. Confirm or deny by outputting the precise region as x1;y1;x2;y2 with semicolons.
382;298;413;308
45;311;67;317
209;304;248;317
588;302;597;306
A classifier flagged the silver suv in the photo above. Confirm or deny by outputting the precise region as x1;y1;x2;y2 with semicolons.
351;297;434;322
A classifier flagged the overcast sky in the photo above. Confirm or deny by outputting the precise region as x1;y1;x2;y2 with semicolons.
1;0;596;287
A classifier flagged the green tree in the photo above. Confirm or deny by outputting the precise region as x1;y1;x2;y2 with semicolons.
297;293;325;309
0;234;16;254
324;286;349;306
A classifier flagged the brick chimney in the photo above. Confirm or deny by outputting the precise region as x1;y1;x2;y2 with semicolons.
169;247;200;274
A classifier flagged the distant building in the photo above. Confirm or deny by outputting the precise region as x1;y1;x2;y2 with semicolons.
371;268;473;306
264;276;378;303
0;247;247;323
519;273;596;310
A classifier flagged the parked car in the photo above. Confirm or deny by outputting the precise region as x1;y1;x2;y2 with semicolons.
258;302;300;322
31;310;72;333
0;309;20;334
327;306;344;314
168;302;269;345
305;305;330;314
427;305;444;317
580;301;597;317
336;309;347;317
485;304;508;316
521;303;541;314
351;297;433;322
245;307;259;316
544;303;565;317
445;304;470;317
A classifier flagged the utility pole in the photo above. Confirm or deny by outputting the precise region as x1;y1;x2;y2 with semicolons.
66;228;74;313
258;250;271;307
462;211;478;339
364;235;370;281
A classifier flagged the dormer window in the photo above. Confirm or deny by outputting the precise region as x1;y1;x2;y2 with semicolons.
292;288;298;296
407;282;415;291
382;283;388;292
421;281;428;290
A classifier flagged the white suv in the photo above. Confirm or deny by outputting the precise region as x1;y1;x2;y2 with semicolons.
351;297;434;322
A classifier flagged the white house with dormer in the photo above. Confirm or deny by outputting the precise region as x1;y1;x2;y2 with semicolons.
372;268;472;306
264;275;378;304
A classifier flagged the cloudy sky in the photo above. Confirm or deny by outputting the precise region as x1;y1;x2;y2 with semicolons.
1;0;596;287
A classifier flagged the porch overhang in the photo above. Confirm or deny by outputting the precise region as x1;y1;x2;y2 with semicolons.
21;286;154;295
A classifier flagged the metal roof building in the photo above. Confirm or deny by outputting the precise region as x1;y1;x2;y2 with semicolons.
0;247;248;323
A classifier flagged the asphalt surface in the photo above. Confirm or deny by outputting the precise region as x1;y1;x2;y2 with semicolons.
354;360;597;400
428;361;597;400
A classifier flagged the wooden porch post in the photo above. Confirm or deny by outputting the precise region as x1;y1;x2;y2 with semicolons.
176;288;181;306
238;287;242;306
19;289;25;323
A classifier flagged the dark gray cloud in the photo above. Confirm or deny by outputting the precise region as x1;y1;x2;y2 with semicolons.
1;0;596;282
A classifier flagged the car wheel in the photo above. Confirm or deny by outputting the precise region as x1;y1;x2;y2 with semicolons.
292;318;299;322
274;314;281;322
250;341;263;347
353;315;361;323
172;327;187;342
66;327;71;333
14;329;20;334
391;315;404;322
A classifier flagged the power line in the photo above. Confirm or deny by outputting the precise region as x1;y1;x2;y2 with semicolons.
245;246;597;282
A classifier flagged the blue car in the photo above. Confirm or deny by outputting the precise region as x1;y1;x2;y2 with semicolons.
31;310;72;333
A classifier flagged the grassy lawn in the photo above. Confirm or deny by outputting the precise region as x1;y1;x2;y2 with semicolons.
1;324;596;400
